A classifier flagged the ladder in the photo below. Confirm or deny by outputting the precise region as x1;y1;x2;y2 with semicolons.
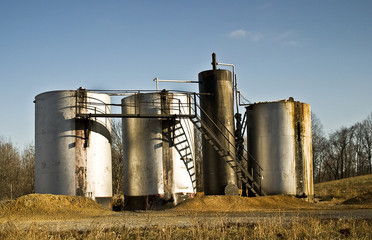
168;120;197;191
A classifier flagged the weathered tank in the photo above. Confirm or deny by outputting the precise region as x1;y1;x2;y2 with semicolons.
198;69;238;195
34;89;113;207
121;91;196;210
246;99;314;199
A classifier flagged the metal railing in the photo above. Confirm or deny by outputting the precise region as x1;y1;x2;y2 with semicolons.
74;89;265;195
76;91;197;119
76;90;112;129
188;94;265;195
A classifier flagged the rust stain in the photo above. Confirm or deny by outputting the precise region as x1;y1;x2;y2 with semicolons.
75;128;87;196
293;101;314;199
161;91;174;202
75;90;88;197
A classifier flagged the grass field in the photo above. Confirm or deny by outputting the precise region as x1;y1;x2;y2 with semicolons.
315;174;372;206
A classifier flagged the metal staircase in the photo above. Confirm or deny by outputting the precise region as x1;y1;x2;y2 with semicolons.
169;121;197;191
190;100;266;197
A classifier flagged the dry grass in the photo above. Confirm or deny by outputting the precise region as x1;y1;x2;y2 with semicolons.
315;174;372;206
1;217;371;239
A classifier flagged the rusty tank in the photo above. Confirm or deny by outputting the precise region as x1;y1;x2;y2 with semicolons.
246;98;314;200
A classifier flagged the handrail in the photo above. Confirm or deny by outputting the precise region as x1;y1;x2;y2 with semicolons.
187;94;265;194
192;94;263;172
76;91;112;129
241;111;248;136
191;111;262;191
192;110;264;194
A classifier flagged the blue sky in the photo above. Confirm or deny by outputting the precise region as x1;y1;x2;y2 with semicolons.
1;0;372;147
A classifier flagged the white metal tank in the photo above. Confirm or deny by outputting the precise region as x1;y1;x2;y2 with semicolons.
246;99;314;199
35;89;112;206
122;91;195;210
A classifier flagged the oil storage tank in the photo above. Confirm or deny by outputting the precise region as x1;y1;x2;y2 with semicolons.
198;68;238;195
35;89;113;207
122;91;196;210
246;99;314;199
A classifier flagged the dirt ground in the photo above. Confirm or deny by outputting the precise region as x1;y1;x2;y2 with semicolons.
1;175;372;232
0;194;111;221
1;193;372;233
171;194;318;212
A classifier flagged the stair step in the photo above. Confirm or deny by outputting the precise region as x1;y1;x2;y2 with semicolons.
180;153;191;157
179;146;190;152
181;158;192;163
174;132;186;138
176;139;187;145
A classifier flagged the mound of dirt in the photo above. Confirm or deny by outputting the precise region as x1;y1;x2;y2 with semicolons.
171;195;315;212
0;194;112;220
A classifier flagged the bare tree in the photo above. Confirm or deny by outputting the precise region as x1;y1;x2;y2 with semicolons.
351;123;368;175
0;138;34;200
326;127;354;180
362;113;372;174
311;112;329;182
19;144;35;196
111;119;124;195
194;126;203;192
0;138;20;200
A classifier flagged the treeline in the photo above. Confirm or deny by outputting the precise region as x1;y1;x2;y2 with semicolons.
0;139;34;200
312;112;372;183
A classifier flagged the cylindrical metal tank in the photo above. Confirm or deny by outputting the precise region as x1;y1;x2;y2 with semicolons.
35;89;113;207
198;69;237;195
122;91;195;210
246;99;314;199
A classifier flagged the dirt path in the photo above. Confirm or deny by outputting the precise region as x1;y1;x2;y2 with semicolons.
2;209;372;232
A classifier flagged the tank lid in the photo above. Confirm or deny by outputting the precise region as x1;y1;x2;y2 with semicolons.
249;97;311;106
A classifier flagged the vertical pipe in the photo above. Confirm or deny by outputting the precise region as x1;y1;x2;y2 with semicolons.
212;53;217;71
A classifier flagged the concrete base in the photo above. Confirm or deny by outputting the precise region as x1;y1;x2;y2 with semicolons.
95;197;113;209
125;193;195;211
